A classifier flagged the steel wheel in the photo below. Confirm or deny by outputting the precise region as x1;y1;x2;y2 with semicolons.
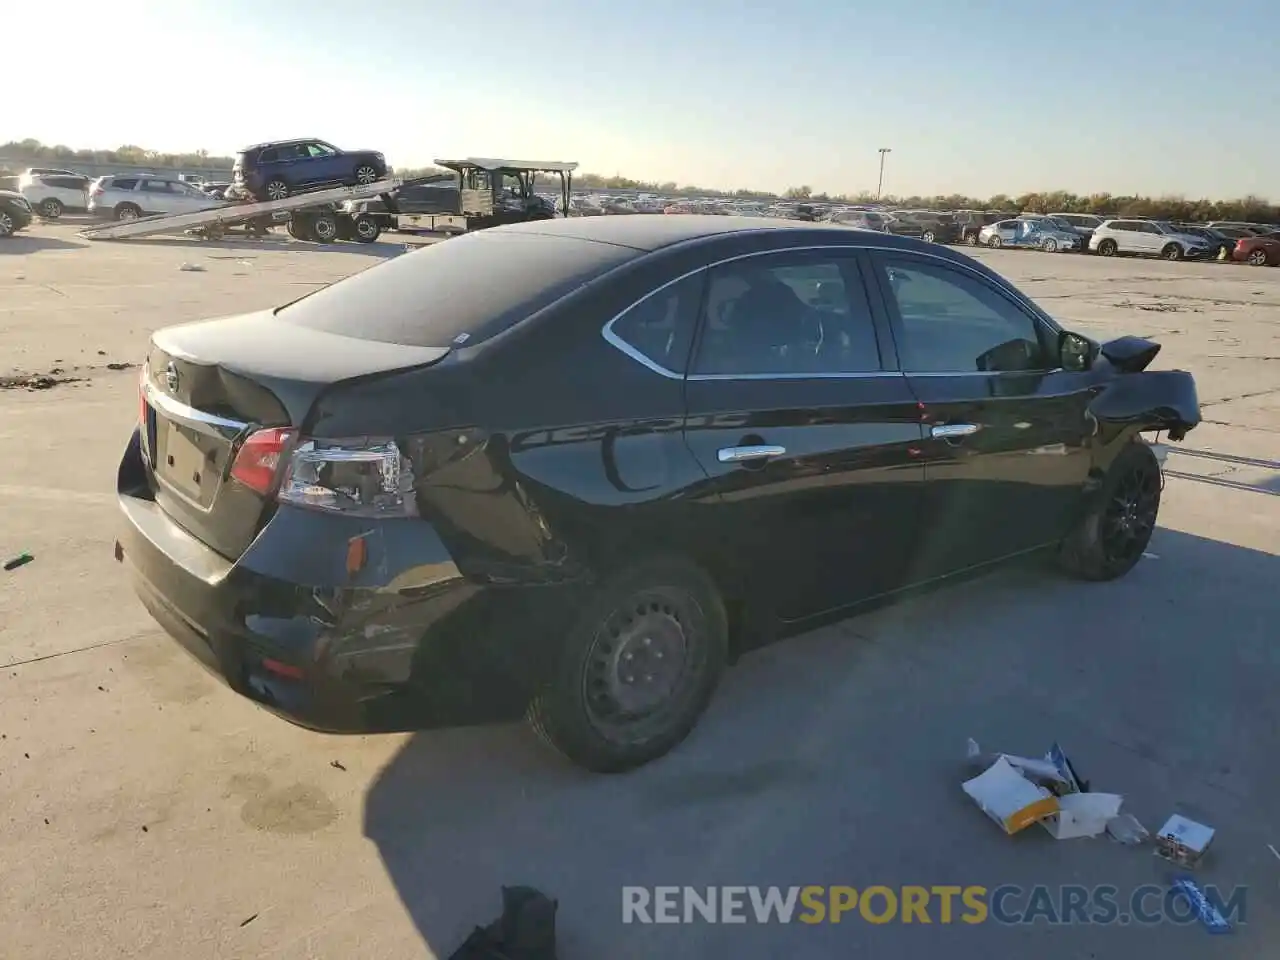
354;165;378;185
311;214;338;242
1248;249;1268;266
1100;459;1160;568
353;216;379;242
581;588;699;744
0;210;13;237
265;180;289;201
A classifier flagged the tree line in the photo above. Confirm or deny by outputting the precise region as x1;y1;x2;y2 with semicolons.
3;139;1275;223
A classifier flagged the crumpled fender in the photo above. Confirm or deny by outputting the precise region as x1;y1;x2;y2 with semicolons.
1088;368;1201;440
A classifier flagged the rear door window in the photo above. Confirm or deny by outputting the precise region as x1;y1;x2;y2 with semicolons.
110;178;139;191
277;231;639;347
607;273;704;376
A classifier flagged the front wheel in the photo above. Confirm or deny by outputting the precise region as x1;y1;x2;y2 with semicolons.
352;214;381;243
987;235;1003;248
1059;441;1162;582
527;557;728;773
310;211;338;243
0;209;14;237
1161;243;1183;261
922;230;936;243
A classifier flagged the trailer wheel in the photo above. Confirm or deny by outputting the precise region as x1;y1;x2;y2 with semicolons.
352;214;381;243
310;212;338;243
287;215;312;241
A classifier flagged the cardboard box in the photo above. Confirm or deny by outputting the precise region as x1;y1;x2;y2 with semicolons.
1155;815;1215;867
963;757;1060;835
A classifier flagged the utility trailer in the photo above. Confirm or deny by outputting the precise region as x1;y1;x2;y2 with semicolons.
78;178;403;242
341;159;578;236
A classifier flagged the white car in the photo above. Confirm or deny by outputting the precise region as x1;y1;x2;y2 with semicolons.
88;174;227;221
1089;219;1213;260
18;170;91;219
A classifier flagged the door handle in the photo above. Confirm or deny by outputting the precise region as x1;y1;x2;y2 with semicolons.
718;444;786;463
930;423;980;439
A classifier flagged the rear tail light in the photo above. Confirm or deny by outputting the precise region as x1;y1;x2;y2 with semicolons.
277;438;418;517
230;427;296;496
1235;238;1247;248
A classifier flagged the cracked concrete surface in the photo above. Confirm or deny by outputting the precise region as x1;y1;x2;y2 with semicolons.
0;228;1276;959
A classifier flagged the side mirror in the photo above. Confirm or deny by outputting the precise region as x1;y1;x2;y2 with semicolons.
1059;331;1096;372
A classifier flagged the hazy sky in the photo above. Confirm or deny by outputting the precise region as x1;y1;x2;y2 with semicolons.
7;0;1274;198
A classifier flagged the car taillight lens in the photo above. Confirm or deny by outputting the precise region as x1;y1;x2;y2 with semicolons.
277;438;417;517
230;427;296;496
1236;238;1247;248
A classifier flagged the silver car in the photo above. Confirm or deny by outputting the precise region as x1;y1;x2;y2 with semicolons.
978;218;1080;252
88;174;226;221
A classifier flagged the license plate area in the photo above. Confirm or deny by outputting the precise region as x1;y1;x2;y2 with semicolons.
155;417;229;507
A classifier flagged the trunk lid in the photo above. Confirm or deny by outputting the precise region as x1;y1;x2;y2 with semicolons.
142;310;449;559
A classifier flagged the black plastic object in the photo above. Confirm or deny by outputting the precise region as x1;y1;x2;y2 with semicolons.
448;886;559;960
1099;335;1162;373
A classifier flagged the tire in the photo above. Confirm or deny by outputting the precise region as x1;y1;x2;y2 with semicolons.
310;211;338;243
1097;238;1118;257
287;215;312;241
987;235;1003;248
0;208;14;237
353;164;379;186
965;233;979;247
352;214;380;243
263;179;289;202
114;203;141;221
1058;441;1162;582
1248;248;1269;266
922;230;936;243
527;556;728;773
1161;243;1183;261
1042;238;1058;253
39;197;64;219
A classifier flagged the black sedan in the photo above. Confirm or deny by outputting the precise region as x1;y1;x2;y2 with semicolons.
0;189;34;237
115;216;1201;772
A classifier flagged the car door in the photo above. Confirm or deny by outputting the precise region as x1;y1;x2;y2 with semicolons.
998;220;1021;245
138;178;176;214
867;252;1095;578
680;246;926;623
275;143;312;187
302;141;342;185
1112;221;1145;254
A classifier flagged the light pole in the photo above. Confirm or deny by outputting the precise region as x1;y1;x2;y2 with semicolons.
876;148;892;199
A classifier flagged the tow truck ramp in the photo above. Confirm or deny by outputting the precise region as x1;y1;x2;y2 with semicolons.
78;178;403;241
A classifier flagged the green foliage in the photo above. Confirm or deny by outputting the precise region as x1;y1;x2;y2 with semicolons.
2;139;1276;222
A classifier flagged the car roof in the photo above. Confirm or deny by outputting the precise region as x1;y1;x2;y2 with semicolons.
493;214;975;258
239;138;316;151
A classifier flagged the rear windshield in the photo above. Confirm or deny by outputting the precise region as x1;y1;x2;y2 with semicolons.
275;230;638;348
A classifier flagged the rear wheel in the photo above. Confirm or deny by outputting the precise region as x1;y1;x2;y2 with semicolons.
39;197;63;219
310;211;338;243
1248;248;1269;266
1059;441;1162;581
1097;238;1118;257
0;209;14;237
922;229;936;243
1161;243;1183;261
352;214;380;243
114;203;141;221
527;557;728;773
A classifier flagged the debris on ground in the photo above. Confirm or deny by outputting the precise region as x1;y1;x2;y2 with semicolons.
330;760;346;771
1106;812;1150;845
0;374;83;391
1155;814;1215;867
963;738;1126;840
239;913;258;928
962;757;1060;835
179;263;206;272
105;362;135;371
4;553;34;571
448;886;558;960
1171;875;1232;934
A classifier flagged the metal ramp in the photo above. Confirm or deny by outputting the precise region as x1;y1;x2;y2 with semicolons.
79;178;403;240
